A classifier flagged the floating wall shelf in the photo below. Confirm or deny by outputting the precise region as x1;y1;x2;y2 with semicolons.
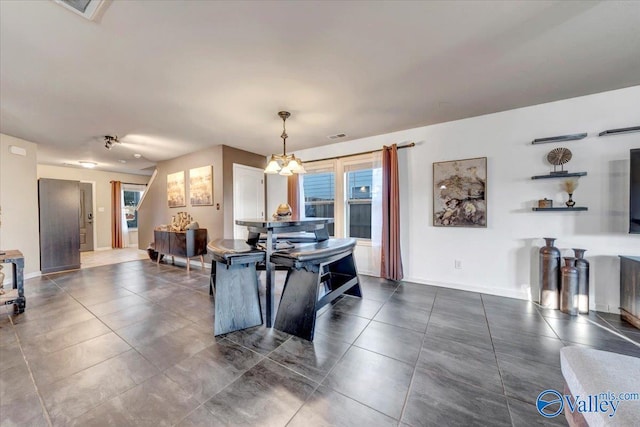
598;126;640;137
531;172;587;180
532;207;588;212
531;133;587;145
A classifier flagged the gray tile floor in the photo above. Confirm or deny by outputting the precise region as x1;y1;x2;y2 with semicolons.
1;260;639;426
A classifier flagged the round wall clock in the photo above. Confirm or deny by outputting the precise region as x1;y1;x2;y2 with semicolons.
547;147;572;165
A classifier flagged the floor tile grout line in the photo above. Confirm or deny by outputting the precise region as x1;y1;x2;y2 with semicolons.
7;314;54;427
397;285;437;425
481;293;518;427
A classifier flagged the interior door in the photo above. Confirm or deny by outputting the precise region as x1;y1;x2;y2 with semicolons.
233;164;265;239
79;182;94;252
39;178;81;274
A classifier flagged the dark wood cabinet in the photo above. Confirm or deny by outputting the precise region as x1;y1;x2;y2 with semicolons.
38;179;80;274
154;229;208;272
620;256;640;329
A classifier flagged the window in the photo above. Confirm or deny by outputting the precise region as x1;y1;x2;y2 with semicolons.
123;190;142;228
303;170;335;235
300;154;375;240
346;169;372;239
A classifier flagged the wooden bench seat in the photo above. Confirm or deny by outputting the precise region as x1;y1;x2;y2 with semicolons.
207;239;265;336
271;238;362;341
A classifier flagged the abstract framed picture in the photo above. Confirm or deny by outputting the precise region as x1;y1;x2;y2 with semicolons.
433;157;487;227
189;165;213;206
167;171;186;208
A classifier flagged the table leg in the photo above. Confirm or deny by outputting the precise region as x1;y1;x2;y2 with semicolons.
265;229;274;327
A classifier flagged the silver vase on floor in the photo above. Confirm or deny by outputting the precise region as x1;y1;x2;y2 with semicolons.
573;248;590;314
560;257;579;316
539;237;561;309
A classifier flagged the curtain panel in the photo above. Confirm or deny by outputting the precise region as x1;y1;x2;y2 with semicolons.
381;144;404;280
110;181;125;248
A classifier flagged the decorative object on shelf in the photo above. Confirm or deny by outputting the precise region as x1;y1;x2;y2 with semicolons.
167;171;186;207
189;165;213;206
573;249;590;314
598;126;640;137
547;147;572;174
273;203;293;221
531;133;587;145
185;221;199;230
562;178;579;207
0;265;4;295
560;257;579;316
264;111;306;176
433;157;487;227
170;212;194;232
538;198;553;208
539;237;561;309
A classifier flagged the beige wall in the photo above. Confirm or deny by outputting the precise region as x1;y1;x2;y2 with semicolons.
138;145;224;250
222;145;266;238
37;165;150;249
0;134;40;278
138;144;266;248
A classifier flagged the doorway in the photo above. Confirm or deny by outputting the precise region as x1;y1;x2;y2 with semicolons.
233;164;265;239
79;182;94;252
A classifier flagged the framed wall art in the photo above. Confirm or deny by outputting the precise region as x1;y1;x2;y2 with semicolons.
433;157;487;227
189;165;213;206
167;171;186;208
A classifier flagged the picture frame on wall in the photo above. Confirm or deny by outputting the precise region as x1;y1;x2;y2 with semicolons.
167;171;186;208
189;165;213;206
433;157;487;227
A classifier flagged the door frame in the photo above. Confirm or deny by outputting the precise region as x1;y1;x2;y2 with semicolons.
232;164;265;239
80;180;96;251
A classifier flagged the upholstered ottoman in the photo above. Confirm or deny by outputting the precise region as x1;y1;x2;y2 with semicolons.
560;346;640;426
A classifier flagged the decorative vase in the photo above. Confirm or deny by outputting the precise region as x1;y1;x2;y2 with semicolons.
566;193;575;208
560;257;579;315
539;237;561;309
573;248;590;314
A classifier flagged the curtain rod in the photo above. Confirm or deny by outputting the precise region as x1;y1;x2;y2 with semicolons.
110;181;148;186
303;142;415;164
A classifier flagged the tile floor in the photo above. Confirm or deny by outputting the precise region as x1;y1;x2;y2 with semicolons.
1;259;639;426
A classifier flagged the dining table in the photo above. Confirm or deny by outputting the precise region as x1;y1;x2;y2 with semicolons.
235;217;333;327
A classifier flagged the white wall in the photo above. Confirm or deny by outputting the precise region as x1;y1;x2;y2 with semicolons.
0;134;40;281
281;86;640;312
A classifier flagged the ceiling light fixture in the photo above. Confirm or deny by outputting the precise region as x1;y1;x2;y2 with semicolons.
104;135;119;150
264;111;306;176
79;161;97;168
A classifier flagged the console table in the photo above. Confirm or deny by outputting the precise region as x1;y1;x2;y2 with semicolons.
620;256;640;329
154;229;208;272
0;250;26;313
235;218;333;327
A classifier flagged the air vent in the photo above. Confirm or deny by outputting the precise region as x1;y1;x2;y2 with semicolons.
327;133;347;140
53;0;105;20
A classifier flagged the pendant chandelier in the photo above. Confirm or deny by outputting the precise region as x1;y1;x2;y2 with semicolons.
264;111;306;176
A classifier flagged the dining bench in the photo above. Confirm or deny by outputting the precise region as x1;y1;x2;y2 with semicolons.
270;238;361;341
207;239;265;336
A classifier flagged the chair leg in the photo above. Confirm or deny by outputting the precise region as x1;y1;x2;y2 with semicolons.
214;262;263;336
274;268;320;341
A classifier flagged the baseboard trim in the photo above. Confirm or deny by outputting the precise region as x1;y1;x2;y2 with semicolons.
94;247;112;251
402;275;530;301
3;271;42;286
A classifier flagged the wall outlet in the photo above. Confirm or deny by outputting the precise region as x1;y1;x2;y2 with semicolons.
454;260;462;269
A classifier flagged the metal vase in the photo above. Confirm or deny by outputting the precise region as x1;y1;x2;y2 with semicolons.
560;257;579;316
573;248;589;314
539;237;561;309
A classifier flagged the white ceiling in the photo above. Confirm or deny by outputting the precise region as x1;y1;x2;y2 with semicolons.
1;1;639;175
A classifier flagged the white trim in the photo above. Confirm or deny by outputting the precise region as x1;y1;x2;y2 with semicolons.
136;169;157;211
94;246;112;251
403;275;530;301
